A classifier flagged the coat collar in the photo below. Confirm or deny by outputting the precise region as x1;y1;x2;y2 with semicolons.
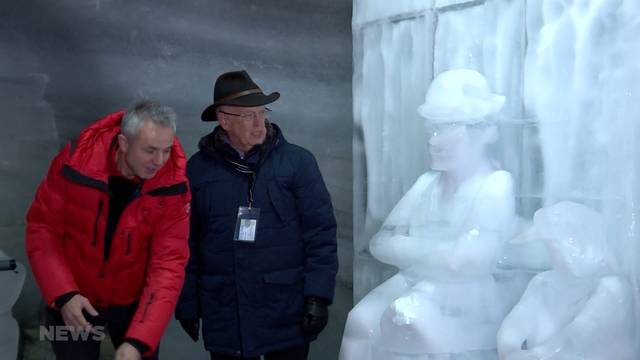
198;121;283;168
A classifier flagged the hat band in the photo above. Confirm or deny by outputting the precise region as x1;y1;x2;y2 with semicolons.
218;88;263;102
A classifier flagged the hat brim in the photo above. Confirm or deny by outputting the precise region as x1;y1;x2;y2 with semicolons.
201;92;280;122
417;94;505;122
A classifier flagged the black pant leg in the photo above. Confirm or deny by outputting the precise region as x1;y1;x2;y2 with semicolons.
210;353;259;360
210;343;309;360
45;307;103;360
264;343;310;360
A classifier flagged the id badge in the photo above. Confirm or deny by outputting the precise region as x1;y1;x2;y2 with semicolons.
234;206;261;242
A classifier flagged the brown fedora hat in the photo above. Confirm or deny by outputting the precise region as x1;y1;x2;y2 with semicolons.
201;70;280;122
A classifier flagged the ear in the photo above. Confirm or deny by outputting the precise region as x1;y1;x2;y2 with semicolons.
117;133;129;153
218;110;231;131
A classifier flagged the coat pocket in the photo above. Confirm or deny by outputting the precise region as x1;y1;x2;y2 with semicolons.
263;266;305;326
263;266;304;284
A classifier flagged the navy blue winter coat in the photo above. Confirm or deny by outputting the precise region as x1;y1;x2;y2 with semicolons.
175;123;338;357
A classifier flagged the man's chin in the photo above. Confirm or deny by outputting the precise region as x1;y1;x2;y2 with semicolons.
429;158;445;170
137;169;158;179
253;136;267;145
251;132;266;143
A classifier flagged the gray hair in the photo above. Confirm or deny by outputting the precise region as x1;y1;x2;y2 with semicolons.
121;100;177;139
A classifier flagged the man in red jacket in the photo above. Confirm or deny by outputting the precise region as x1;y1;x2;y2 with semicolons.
26;100;190;360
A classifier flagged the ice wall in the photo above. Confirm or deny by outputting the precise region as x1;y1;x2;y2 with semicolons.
353;0;529;301
526;0;625;204
434;0;524;114
352;2;436;299
524;0;640;339
353;0;640;355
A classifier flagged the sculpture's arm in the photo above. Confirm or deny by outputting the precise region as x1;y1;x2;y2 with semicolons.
370;231;455;268
447;170;516;274
369;173;440;267
371;170;516;272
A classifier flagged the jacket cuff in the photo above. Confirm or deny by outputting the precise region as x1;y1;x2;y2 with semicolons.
304;296;330;306
125;338;149;356
54;291;79;309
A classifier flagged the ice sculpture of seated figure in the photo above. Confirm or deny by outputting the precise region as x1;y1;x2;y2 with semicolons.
340;69;516;360
497;202;636;360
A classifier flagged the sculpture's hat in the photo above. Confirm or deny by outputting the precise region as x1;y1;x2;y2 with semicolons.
418;69;505;123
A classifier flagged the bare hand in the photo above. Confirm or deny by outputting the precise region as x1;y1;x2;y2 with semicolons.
115;342;142;360
60;294;99;333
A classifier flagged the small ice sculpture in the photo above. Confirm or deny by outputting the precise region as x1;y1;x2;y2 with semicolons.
340;70;517;360
497;201;636;360
0;250;26;360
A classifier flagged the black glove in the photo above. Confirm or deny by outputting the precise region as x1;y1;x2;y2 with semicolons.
302;297;329;334
179;319;200;342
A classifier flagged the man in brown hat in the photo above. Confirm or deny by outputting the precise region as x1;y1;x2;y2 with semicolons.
175;70;338;360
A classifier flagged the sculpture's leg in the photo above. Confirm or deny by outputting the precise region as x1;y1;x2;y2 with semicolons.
378;278;502;355
340;274;410;360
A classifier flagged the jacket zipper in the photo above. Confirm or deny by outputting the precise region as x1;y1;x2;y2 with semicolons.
233;181;245;355
139;292;155;323
92;199;104;247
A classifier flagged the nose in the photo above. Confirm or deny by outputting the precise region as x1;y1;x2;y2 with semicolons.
253;115;265;127
428;131;443;146
153;151;164;166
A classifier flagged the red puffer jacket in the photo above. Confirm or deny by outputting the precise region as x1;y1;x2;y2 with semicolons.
26;111;190;352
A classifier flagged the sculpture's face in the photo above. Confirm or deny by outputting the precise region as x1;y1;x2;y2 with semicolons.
426;122;492;172
546;234;598;276
534;202;608;277
427;122;471;171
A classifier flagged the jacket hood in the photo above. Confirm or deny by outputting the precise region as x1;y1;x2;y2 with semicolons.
64;111;188;193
